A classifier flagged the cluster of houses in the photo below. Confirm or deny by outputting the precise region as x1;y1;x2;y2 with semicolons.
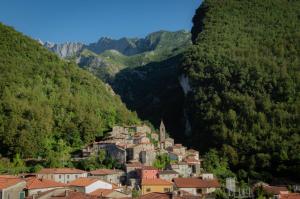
1;123;299;199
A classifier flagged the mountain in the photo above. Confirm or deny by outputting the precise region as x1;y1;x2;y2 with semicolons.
0;23;139;158
181;0;300;181
44;30;192;82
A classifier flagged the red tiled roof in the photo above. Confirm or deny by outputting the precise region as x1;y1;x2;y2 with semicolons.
142;166;158;170
138;192;199;199
38;168;86;174
89;169;119;175
158;170;179;175
89;188;114;196
281;193;300;199
68;178;99;187
141;179;173;186
174;178;220;188
0;176;24;190
50;190;98;199
25;177;66;189
262;185;289;195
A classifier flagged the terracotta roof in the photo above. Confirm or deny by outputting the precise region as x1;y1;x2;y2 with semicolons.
158;170;178;175
0;176;24;190
89;169;120;175
184;157;200;165
38;168;86;174
68;178;99;187
174;178;220;188
25;177;66;189
281;193;300;199
142;166;158;170
138;192;199;199
141;179;173;186
89;188;114;196
48;190;98;199
138;192;171;199
262;185;289;195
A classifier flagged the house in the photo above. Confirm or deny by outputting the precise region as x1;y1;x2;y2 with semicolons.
26;188;98;199
127;143;155;161
89;188;131;198
139;150;157;166
24;177;66;196
173;177;220;196
89;169;126;185
37;168;87;184
163;138;174;149
135;125;152;135
158;170;179;182
281;193;300;199
97;142;127;164
140;166;158;179
169;152;184;162
68;177;114;194
0;175;26;199
141;178;173;195
133;135;150;145
138;192;199;199
253;184;289;199
170;144;186;156
184;157;201;176
169;162;192;177
186;149;199;160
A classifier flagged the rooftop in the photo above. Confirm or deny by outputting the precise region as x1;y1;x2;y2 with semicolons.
126;162;143;168
173;178;220;188
89;188;114;197
262;185;289;195
38;168;87;174
281;193;300;199
68;178;99;187
142;166;158;170
0;176;24;190
158;170;179;175
89;169;122;175
141;179;173;186
25;177;66;189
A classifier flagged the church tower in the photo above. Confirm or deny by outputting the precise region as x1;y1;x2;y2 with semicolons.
160;120;166;142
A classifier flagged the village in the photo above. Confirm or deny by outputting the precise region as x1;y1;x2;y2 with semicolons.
0;122;299;199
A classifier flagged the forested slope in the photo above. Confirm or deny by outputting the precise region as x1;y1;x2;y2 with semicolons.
182;0;300;181
0;23;139;158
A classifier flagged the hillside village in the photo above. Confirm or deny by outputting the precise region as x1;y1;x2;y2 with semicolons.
1;123;299;199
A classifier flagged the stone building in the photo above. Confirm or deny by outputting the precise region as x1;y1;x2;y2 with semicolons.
127;143;155;161
169;162;192;177
37;168;87;184
136;125;152;134
0;175;26;199
158;170;179;182
140;150;157;166
89;169;126;185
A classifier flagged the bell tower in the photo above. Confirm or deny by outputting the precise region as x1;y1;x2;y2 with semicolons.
160;120;166;142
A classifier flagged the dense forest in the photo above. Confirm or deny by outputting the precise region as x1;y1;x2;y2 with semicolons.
182;0;300;181
0;23;139;160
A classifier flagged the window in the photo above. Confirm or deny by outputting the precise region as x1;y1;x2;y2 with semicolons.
164;188;170;192
19;191;25;199
67;175;69;179
197;189;202;194
146;188;151;192
75;175;78;179
59;175;61;179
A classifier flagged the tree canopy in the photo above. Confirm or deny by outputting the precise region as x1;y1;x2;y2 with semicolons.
0;23;140;159
182;0;300;181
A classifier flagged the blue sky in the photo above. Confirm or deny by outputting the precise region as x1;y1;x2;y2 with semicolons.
0;0;202;44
